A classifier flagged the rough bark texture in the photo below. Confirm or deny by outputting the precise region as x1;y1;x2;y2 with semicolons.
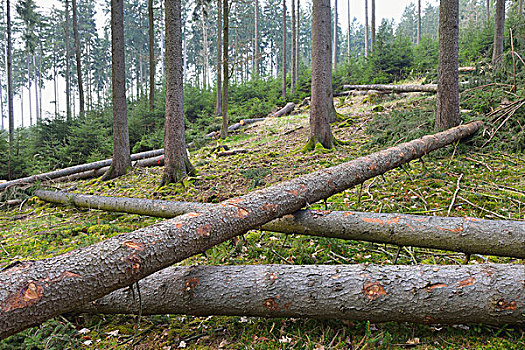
364;0;369;57
332;0;337;70
308;0;334;149
220;0;229;138
72;0;85;117
65;0;71;121
0;149;164;191
162;0;195;185
282;0;287;99
371;0;375;53
343;84;438;93
272;102;295;117
104;0;131;180
148;0;155;111
7;0;14;180
216;0;222;116
35;191;525;259
492;0;505;65
436;0;460;131
0;122;482;338
486;0;490;22
79;264;525;325
295;0;300;84
291;0;296;93
254;0;259;77
417;0;421;45
347;0;351;61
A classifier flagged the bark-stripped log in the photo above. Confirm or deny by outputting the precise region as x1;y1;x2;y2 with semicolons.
0;122;482;338
206;118;266;138
271;102;295;117
79;264;525;325
0;149;165;191
34;190;525;259
342;84;438;93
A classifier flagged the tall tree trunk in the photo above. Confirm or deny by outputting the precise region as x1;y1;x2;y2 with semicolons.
0;122;482;338
27;55;32;126
417;0;421;45
364;0;369;57
492;0;505;65
7;0;14;179
347;0;351;61
486;0;490;22
0;73;3;130
282;0;287;99
161;0;195;185
65;0;71;121
72;0;85;117
254;0;259;77
436;0;460;131
308;0;334;150
148;0;155;111
102;0;131;180
371;0;375;53
296;0;300;84
216;0;222;115
33;55;40;124
520;0;523;13
291;0;296;93
201;8;209;90
220;0;229;138
332;0;338;70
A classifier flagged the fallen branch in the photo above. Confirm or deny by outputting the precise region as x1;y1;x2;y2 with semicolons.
206;118;266;138
79;264;525;325
342;84;438;93
216;149;249;157
0;149;165;191
34;190;525;259
270;102;295;117
0;122;482;338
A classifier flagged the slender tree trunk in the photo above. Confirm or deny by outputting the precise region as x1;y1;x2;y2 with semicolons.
0;75;3;130
72;0;85;117
220;0;229;138
201;8;209;90
254;0;259;77
282;0;287;99
371;0;375;53
20;94;23;128
436;0;460;131
364;0;369;57
216;0;222;115
102;0;131;180
0;122;482;338
347;0;351;61
417;0;421;45
148;0;155;111
308;0;334;149
7;0;14;179
27;55;32;126
291;0;296;93
33;55;40;124
65;0;71;121
492;0;505;65
161;0;195;185
332;0;337;70
296;0;300;84
520;0;523;13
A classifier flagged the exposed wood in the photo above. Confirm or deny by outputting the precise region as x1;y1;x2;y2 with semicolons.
80;264;525;326
0;122;482;338
271;102;295;118
458;66;476;72
206;118;266;138
0;149;165;191
343;84;438;93
216;149;249;157
34;191;525;259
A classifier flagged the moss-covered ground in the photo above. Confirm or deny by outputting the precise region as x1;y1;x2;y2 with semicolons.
0;91;524;349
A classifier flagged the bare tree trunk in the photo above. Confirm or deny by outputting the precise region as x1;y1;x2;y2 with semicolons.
492;0;505;65
161;0;195;185
436;0;460;131
7;0;14;180
347;0;351;61
291;0;296;93
364;0;369;57
371;0;375;53
220;0;229;138
216;0;222;115
520;0;523;13
102;0;131;180
72;0;85;117
33;55;40;124
201;7;209;89
295;0;300;84
0;122;482;338
65;0;72;121
35;191;525;259
80;264;525;326
332;0;338;70
148;0;155;111
282;0;287;99
487;0;490;22
308;0;334;150
417;0;421;45
27;55;32;125
254;0;259;77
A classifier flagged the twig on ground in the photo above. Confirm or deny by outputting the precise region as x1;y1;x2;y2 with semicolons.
447;173;463;216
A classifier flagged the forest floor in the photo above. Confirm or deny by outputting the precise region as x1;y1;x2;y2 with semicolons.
1;91;524;349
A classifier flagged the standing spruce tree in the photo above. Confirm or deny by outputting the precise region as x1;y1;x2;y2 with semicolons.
291;0;295;93
64;0;72;121
102;0;131;180
162;0;195;184
254;0;259;77
371;0;375;53
364;0;369;57
282;0;286;99
7;0;14;179
216;0;222;115
417;0;421;45
148;0;155;111
306;0;334;150
436;0;460;130
220;0;229;139
332;0;337;69
72;0;85;117
492;0;505;64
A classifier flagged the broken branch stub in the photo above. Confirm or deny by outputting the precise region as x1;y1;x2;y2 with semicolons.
0;122;482;339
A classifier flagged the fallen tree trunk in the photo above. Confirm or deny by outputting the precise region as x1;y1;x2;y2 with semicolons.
0;149;165;191
0;122;482;339
79;264;525;325
270;102;295;117
342;84;438;93
206;118;266;138
34;190;525;259
217;149;249;157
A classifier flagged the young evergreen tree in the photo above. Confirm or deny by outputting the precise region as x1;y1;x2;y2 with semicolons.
436;0;460;131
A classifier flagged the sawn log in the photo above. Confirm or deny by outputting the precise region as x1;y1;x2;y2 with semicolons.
79;264;525;325
271;102;295;117
0;121;482;339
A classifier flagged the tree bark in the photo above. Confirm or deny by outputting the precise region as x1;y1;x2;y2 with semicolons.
435;0;460;131
343;84;438;92
347;0;351;61
102;0;132;180
148;0;155;111
0;149;165;192
308;0;335;150
35;191;525;259
201;7;209;89
364;0;369;57
492;0;505;65
417;0;421;45
216;0;222;116
296;0;300;85
371;0;375;53
7;0;14;180
282;0;287;99
79;264;525;326
220;0;229;138
161;0;195;185
272;102;295;117
72;0;85;117
291;0;296;93
0;122;482;338
486;0;490;22
254;0;259;77
332;0;338;70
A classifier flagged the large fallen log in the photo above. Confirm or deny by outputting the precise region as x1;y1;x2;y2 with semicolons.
79;264;525;325
0;149;165;191
0;122;482;339
34;190;525;259
206;118;266;138
270;102;295;117
342;84;438;93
